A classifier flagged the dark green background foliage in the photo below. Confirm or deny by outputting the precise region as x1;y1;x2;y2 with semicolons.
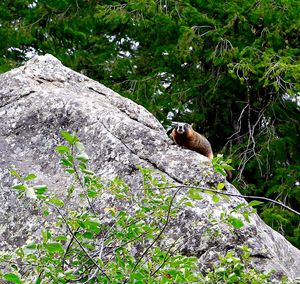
1;0;299;247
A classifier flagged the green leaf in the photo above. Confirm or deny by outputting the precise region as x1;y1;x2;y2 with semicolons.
24;173;37;181
44;243;64;254
87;189;98;198
48;198;64;207
214;166;227;176
234;203;246;211
248;200;264;207
223;164;234;170
78;220;101;234
243;211;250;223
61;131;78;145
83;232;94;239
12;183;26;191
41;229;51;242
217;183;225;190
65;168;75;174
228;216;244;229
75;141;89;161
10;169;21;178
25;243;37;250
74;141;85;152
55;235;68;242
82;169;95;175
4;273;22;284
212;194;220;203
56;145;71;154
187;188;203;200
25;187;37;199
33;185;48;194
60;158;73;167
184;201;194;207
76;153;89;161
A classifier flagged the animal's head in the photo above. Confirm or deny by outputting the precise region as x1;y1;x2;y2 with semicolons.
174;122;192;134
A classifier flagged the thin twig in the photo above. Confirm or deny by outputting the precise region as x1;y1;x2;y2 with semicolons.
123;187;182;283
54;206;111;281
150;237;180;277
62;226;81;268
144;185;300;216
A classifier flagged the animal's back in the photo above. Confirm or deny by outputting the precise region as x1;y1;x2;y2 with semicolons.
188;131;213;159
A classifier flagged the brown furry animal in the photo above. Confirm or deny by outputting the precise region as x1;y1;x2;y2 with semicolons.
171;123;213;159
170;122;232;179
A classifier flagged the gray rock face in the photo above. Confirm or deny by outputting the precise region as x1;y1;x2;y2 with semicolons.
0;54;299;281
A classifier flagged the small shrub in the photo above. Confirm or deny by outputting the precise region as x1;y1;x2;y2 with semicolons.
0;132;281;283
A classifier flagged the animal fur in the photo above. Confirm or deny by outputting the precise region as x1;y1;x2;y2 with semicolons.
171;123;213;159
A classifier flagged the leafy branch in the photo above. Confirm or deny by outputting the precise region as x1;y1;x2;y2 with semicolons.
54;206;111;282
145;185;300;217
126;187;181;281
2;132;289;283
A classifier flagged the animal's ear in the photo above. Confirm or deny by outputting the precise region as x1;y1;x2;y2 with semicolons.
190;123;194;129
184;122;192;129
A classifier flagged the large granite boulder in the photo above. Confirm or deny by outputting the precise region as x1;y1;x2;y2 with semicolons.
0;54;299;282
